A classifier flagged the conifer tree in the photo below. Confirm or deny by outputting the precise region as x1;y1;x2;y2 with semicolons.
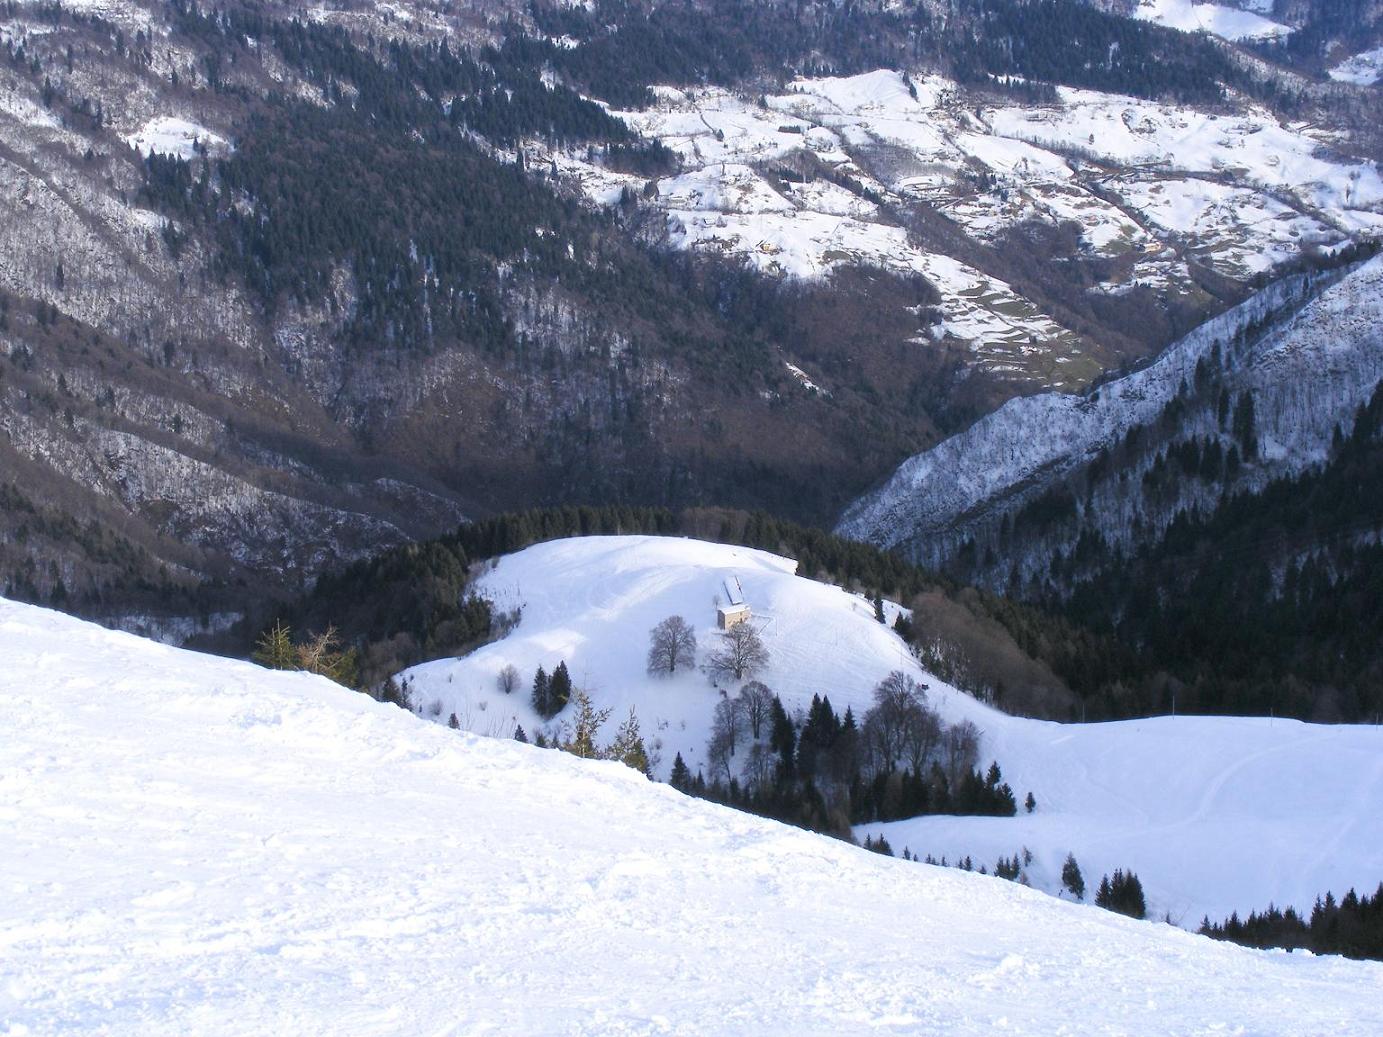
550;661;573;714
561;690;611;759
769;695;796;778
607;707;650;775
1061;852;1086;900
531;665;551;717
669;752;692;790
252;620;296;670
513;724;528;743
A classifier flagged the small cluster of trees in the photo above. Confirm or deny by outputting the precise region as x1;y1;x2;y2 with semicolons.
252;620;359;687
647;613;771;686
1095;869;1146;919
672;669;1028;838
902;846;1032;883
515;690;651;775
530;661;573;719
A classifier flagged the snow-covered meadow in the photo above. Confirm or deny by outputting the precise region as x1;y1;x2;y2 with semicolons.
401;535;1383;928
4;595;1383;1035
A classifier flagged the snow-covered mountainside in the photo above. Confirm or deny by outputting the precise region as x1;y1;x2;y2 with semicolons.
400;535;1383;927
550;69;1381;388
1331;44;1383;85
837;253;1383;567
3;0;1380;625
4;595;1383;1035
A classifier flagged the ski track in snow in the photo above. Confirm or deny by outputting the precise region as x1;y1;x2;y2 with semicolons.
4;594;1383;1035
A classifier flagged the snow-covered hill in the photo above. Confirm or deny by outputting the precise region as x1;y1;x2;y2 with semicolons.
4;595;1383;1035
400;535;1383;927
1330;45;1383;86
837;253;1383;567
402;535;926;774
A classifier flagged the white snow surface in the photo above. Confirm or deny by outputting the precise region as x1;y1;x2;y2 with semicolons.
838;254;1383;553
5;595;1383;1035
403;535;1383;928
1132;0;1293;41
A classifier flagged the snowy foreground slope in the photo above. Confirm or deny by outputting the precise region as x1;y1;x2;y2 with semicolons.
4;598;1383;1036
402;536;1383;927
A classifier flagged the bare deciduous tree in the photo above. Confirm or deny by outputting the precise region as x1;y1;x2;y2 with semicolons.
714;694;744;755
942;719;981;785
706;623;769;683
496;663;521;695
740;680;775;740
862;671;922;773
743;741;777;791
647;615;698;676
902;703;943;775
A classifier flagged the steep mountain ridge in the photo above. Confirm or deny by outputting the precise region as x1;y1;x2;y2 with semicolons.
838;250;1383;578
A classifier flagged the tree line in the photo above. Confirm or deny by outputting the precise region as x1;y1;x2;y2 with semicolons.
1200;883;1383;962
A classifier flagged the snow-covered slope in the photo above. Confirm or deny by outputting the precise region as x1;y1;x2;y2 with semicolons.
5;597;1383;1035
547;69;1381;388
837;254;1383;560
858;713;1383;928
401;535;1383;927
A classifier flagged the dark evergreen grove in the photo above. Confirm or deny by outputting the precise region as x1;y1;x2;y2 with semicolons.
1049;379;1383;723
1095;870;1146;920
1200;884;1383;962
673;676;1022;841
141;9;680;356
